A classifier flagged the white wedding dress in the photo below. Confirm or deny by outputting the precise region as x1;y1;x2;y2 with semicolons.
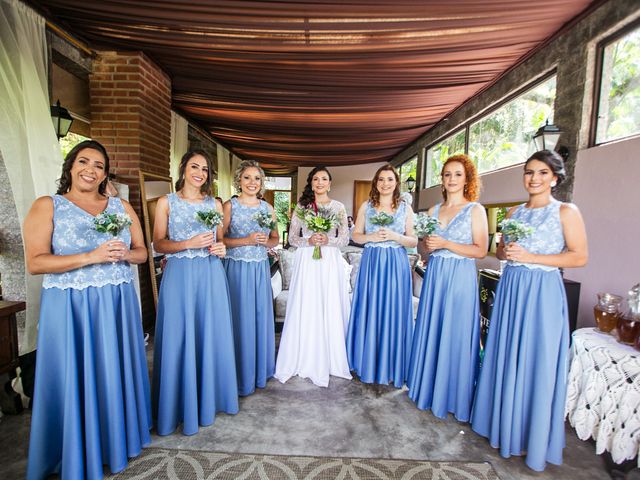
274;200;352;387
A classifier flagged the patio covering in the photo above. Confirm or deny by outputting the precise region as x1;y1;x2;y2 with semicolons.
32;0;595;168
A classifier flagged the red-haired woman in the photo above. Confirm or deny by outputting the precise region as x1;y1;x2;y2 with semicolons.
347;164;418;388
407;155;488;422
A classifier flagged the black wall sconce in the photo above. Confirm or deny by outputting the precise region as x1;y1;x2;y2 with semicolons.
533;120;570;161
50;100;74;139
405;175;416;193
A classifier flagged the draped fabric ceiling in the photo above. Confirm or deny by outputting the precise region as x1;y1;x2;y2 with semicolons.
34;0;595;170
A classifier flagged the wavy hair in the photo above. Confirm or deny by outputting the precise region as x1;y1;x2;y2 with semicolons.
56;140;110;195
525;150;566;187
174;150;214;196
298;166;332;208
233;160;266;197
369;164;401;209
440;154;481;202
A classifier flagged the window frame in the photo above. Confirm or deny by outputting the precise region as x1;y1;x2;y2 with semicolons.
590;18;640;147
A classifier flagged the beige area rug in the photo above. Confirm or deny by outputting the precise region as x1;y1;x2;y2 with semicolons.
108;448;499;479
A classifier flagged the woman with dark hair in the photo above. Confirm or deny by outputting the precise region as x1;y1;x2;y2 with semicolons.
471;150;588;471
223;160;279;396
25;140;151;478
407;154;488;421
347;164;418;388
274;166;351;387
152;150;238;436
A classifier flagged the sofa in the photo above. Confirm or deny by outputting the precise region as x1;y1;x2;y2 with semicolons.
271;245;423;327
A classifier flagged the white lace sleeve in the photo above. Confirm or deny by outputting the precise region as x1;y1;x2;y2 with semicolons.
288;209;308;247
328;202;349;248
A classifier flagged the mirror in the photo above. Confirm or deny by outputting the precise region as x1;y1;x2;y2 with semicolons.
139;171;174;307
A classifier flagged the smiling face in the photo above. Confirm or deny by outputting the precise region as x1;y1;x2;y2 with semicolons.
442;161;466;196
69;148;107;192
184;154;209;189
523;159;557;195
239;166;262;197
375;169;397;196
311;170;331;195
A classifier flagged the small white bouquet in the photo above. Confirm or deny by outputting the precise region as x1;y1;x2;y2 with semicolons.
414;213;439;238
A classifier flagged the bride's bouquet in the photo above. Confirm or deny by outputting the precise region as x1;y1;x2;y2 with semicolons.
499;218;534;244
414;213;439;238
296;205;340;260
196;209;224;241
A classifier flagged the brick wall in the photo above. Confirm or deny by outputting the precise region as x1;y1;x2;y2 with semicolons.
90;51;171;328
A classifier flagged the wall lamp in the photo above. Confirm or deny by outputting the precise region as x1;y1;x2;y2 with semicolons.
405;175;416;193
533;120;569;161
50;100;74;139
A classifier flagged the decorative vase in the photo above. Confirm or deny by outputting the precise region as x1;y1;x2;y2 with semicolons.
593;292;622;333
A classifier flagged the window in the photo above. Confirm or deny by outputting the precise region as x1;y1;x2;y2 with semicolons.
469;75;556;174
424;129;466;187
595;24;640;144
264;176;293;246
399;156;417;193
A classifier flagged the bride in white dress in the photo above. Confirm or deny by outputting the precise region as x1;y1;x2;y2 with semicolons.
274;166;352;387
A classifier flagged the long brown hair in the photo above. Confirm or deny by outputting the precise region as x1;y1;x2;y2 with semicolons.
369;164;400;209
174;150;214;196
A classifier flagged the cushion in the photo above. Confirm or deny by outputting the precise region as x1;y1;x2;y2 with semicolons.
278;248;297;290
275;290;288;319
407;253;420;270
346;252;363;291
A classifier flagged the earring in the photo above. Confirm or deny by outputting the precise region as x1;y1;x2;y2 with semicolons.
463;185;468;193
550;181;557;187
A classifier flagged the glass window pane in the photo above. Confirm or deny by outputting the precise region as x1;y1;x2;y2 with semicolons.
424;130;466;187
399;156;417;193
469;75;556;174
596;26;640;144
264;176;292;190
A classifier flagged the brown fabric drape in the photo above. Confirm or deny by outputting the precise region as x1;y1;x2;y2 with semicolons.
34;0;595;166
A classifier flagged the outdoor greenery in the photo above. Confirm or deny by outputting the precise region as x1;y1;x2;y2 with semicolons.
59;132;90;159
399;156;417;193
596;25;640;143
274;190;292;239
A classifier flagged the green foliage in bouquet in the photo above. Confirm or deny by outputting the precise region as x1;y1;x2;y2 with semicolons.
94;212;132;237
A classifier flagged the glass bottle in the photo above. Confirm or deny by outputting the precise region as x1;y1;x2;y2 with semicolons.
618;284;640;346
593;292;622;333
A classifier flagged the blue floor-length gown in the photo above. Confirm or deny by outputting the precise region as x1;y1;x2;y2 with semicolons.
27;195;151;480
471;200;569;471
407;202;481;421
347;200;413;388
152;193;238;436
223;197;275;396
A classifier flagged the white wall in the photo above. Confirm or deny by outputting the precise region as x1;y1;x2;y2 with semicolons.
297;162;386;216
570;136;640;328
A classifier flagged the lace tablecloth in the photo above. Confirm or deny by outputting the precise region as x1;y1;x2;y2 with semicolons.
565;328;640;466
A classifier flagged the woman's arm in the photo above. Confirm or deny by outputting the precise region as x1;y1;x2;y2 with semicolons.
387;204;418;248
327;204;349;248
265;204;280;248
504;203;588;268
287;208;309;247
427;204;488;259
152;196;214;254
495;206;518;261
351;202;386;244
24;196;122;274
121;200;148;264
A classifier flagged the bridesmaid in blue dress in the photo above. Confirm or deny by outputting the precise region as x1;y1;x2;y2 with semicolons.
471;150;588;471
347;164;418;388
408;155;488;421
222;160;279;396
24;140;151;479
152;150;238;436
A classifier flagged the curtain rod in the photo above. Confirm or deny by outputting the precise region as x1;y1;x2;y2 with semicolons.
46;20;94;56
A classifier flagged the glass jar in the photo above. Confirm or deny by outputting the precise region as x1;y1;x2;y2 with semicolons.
620;283;640;347
594;292;622;333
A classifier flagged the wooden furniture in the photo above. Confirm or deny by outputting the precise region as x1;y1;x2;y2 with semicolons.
0;301;23;375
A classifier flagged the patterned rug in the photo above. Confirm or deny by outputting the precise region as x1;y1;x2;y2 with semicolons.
108;448;499;479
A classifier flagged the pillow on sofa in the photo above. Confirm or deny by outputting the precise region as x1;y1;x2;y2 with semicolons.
278;248;297;290
346;252;363;291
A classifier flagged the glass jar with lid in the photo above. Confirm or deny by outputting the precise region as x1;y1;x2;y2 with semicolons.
594;292;622;333
618;284;640;346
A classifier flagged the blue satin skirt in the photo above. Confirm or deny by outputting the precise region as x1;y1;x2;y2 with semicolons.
407;255;480;421
471;265;569;471
152;255;239;436
347;246;414;388
27;282;151;480
223;258;275;396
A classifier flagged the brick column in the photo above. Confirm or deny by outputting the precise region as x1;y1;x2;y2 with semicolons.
90;51;171;328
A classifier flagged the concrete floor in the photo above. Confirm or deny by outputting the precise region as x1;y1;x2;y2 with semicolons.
1;348;638;479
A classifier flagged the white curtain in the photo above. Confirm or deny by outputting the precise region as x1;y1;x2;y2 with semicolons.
217;144;236;201
170;111;188;185
0;0;64;353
